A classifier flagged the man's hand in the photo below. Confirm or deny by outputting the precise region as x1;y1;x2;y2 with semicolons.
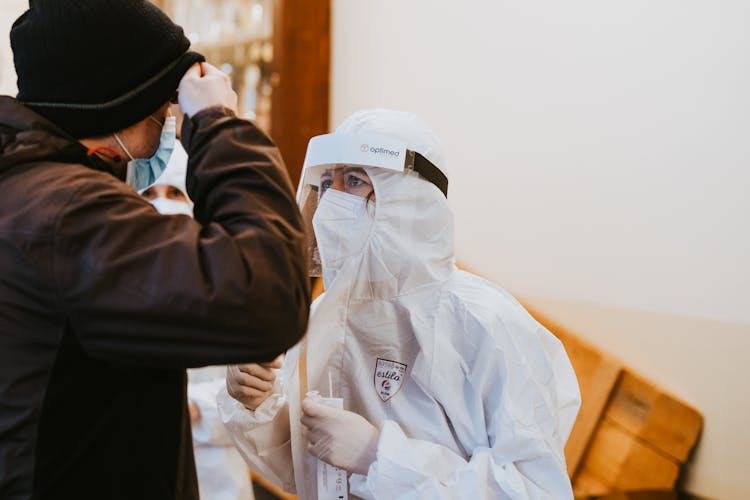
301;397;380;475
178;62;238;117
226;357;282;411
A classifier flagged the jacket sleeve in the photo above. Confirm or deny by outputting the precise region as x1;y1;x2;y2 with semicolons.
217;385;297;493
349;323;580;500
54;107;309;367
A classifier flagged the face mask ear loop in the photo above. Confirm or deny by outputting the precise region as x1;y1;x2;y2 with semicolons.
112;133;135;161
149;107;172;128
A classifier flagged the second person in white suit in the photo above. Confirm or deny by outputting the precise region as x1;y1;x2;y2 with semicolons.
136;124;254;500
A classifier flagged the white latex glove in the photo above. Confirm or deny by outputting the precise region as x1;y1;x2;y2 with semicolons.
178;62;239;117
226;357;282;411
301;397;380;475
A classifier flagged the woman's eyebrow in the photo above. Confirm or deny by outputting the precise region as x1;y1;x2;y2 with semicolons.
342;166;367;176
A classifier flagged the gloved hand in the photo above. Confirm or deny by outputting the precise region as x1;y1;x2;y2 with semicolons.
226;357;282;411
178;62;239;117
301;397;380;475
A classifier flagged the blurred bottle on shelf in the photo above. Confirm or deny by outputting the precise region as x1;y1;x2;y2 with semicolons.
159;0;275;132
240;64;260;120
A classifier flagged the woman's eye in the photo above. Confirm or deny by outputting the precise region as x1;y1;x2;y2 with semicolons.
346;175;364;187
320;179;333;191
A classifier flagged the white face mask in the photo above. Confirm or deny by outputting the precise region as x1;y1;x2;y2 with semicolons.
149;197;193;217
312;189;374;288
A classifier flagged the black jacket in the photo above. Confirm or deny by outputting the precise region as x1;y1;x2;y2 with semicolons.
0;97;309;499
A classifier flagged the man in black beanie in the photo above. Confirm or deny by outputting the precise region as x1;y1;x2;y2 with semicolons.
0;1;309;499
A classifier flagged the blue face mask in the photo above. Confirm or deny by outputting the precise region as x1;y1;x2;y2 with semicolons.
117;115;177;192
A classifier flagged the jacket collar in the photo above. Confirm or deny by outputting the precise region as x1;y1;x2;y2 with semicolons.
0;96;113;175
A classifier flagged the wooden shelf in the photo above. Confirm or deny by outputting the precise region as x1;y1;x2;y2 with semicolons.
193;36;272;54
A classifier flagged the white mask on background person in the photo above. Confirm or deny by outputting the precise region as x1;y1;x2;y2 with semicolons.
312;189;374;288
149;196;193;216
136;130;195;217
152;139;192;204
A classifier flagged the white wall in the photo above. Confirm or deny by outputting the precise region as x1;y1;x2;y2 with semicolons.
332;1;749;498
0;2;25;95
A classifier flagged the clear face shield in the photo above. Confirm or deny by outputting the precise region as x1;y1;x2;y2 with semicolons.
297;133;448;278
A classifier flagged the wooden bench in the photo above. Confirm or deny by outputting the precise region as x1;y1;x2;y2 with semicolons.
534;312;703;497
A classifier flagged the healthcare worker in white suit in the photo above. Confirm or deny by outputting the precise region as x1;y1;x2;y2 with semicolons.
219;109;581;499
131;114;254;500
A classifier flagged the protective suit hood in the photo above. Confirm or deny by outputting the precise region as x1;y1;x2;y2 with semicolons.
339;166;454;300
300;109;455;299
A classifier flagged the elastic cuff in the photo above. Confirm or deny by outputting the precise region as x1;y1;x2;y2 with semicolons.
191;105;237;122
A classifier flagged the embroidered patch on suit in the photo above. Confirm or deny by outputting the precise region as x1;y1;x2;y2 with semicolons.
374;357;407;402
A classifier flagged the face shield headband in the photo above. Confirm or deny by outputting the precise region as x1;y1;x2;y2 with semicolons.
299;133;448;199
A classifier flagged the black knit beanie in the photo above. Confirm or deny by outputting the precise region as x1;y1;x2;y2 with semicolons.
10;0;205;138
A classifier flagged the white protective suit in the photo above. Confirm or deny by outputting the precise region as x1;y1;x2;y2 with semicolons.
219;109;581;499
189;367;254;500
135;137;254;500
